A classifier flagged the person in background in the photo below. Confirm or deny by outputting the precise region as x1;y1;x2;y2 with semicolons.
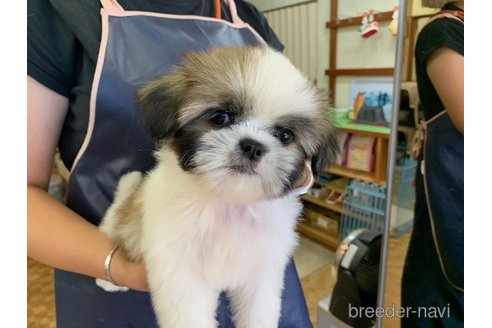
402;0;464;327
27;0;312;326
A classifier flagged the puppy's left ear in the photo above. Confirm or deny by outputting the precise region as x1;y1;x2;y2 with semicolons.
312;127;339;177
136;73;188;141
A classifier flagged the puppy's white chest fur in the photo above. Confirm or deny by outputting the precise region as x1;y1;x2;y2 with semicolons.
142;150;301;288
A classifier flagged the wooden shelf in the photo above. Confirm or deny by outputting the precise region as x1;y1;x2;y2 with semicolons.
298;124;388;246
325;68;394;77
336;121;390;138
297;221;340;250
327;165;379;185
301;194;344;213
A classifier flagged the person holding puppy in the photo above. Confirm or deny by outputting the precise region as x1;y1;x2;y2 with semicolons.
28;0;312;327
401;1;464;327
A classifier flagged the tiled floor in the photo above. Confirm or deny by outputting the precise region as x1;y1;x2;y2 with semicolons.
294;236;337;327
294;236;335;279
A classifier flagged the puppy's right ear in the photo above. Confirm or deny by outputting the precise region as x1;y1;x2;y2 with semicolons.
136;74;187;141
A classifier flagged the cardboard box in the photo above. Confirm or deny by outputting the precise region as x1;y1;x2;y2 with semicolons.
304;208;339;235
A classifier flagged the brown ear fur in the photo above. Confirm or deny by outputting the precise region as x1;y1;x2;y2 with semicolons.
311;92;339;177
312;126;339;177
136;72;189;141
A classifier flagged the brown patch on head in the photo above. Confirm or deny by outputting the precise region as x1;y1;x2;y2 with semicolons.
172;47;261;126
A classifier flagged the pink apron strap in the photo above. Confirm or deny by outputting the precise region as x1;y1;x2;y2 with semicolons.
427;12;464;25
224;0;247;26
100;0;246;25
100;0;124;12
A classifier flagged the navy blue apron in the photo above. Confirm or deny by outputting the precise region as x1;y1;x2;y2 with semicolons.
57;0;312;326
422;111;464;292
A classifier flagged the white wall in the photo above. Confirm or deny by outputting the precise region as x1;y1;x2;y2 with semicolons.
263;3;319;82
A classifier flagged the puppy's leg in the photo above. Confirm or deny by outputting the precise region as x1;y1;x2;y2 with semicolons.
229;267;286;328
99;171;143;236
95;274;130;292
96;171;143;292
149;268;220;328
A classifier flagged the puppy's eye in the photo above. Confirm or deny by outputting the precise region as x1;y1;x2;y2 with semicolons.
209;110;233;127
276;128;295;145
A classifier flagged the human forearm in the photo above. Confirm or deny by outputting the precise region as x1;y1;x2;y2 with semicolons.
27;185;149;291
28;185;111;277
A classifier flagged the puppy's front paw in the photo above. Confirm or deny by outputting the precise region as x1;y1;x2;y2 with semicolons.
95;278;130;292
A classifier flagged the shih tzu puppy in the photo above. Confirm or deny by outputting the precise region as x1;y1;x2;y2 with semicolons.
96;46;338;328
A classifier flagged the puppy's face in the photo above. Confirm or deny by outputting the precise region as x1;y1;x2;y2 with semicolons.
137;47;338;203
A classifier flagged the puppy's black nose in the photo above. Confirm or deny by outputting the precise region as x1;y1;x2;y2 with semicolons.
239;138;267;161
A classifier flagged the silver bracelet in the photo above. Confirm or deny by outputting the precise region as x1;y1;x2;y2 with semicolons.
104;245;121;286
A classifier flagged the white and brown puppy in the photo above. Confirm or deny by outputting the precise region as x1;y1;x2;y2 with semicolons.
96;46;338;328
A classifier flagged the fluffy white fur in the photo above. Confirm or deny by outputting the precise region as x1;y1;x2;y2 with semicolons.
98;151;301;327
96;46;336;328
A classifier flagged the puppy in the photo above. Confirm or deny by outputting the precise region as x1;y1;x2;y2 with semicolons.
96;46;338;328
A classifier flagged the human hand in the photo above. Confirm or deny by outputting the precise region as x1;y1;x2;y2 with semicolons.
110;247;150;292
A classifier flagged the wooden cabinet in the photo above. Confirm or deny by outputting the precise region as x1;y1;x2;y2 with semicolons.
297;194;342;250
298;122;390;250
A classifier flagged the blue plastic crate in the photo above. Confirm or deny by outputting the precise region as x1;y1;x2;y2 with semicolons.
340;180;386;240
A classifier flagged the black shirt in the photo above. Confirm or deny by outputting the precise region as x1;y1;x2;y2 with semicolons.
414;3;464;120
27;0;283;169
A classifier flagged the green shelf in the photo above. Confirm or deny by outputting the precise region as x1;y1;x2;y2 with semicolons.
334;119;390;135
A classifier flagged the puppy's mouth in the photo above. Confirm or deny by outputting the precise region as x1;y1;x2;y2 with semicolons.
228;164;254;175
226;158;269;176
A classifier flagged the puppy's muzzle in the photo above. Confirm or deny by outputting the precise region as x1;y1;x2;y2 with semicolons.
239;138;268;162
